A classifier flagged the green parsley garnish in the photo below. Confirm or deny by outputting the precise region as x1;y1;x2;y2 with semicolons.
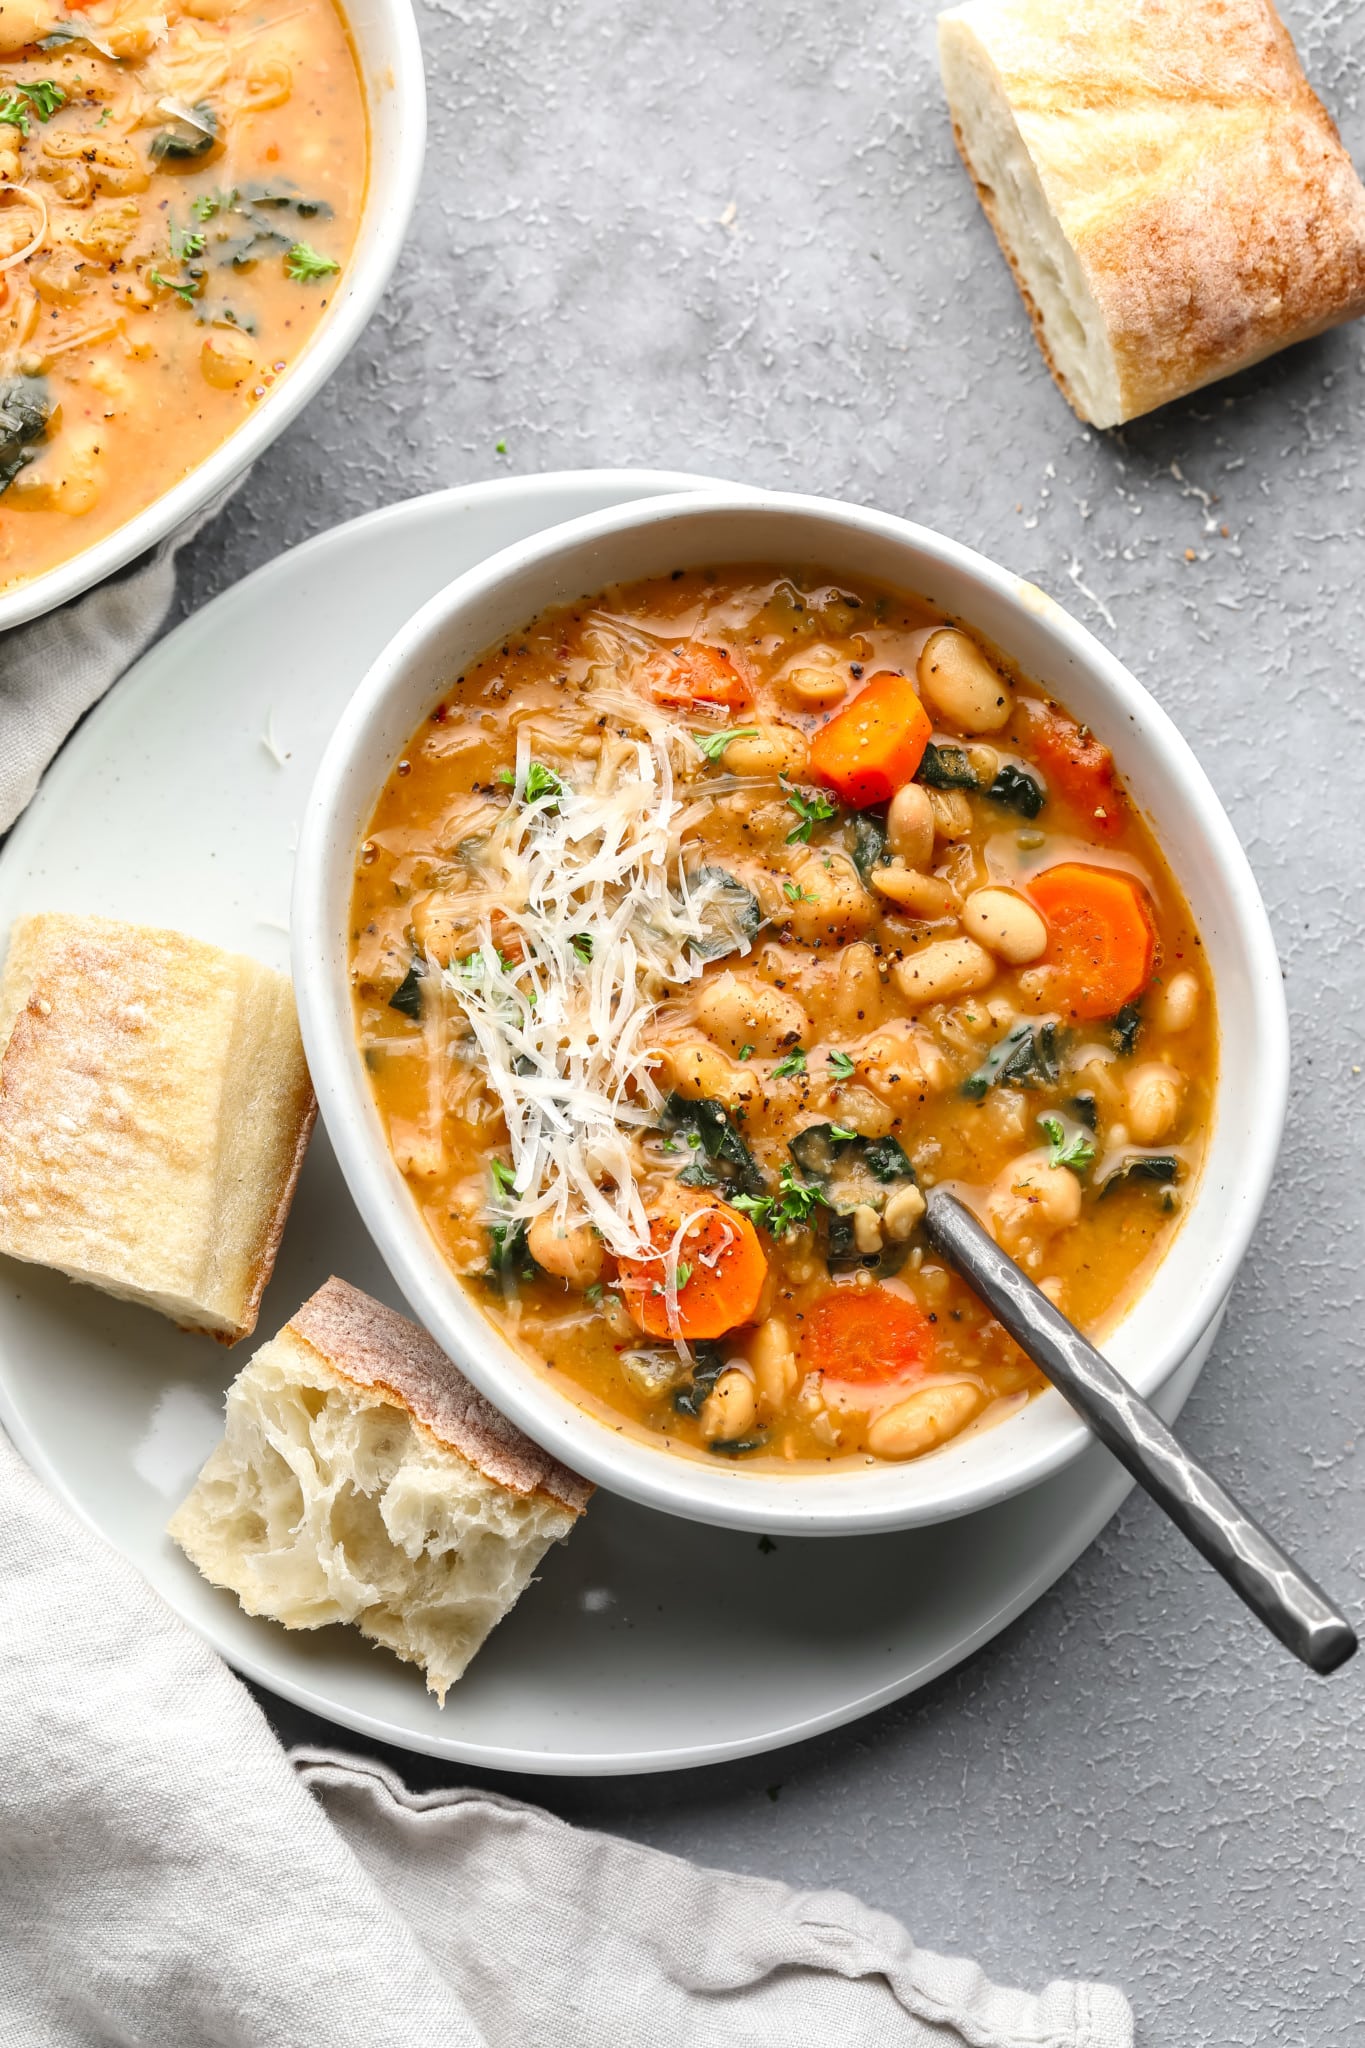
148;268;198;309
827;1124;858;1142
524;760;564;804
284;240;339;282
675;1262;693;1291
570;932;593;964
1038;1114;1096;1174
584;1282;604;1306
0;80;65;135
771;1045;807;1080
737;1043;754;1061
733;1163;828;1238
783;782;838;844
693;726;759;764
490;1158;519;1196
827;1049;856;1080
782;879;815;905
171;222;206;261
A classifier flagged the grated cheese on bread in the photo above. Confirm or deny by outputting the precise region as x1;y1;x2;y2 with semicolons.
938;0;1365;427
0;913;314;1342
168;1277;592;1701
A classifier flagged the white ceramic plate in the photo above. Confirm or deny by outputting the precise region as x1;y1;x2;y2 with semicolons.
0;471;1208;1774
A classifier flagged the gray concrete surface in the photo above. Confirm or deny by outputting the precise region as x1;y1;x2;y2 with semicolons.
177;0;1364;2036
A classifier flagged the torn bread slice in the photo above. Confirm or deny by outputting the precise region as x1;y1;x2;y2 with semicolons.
0;914;314;1342
168;1277;592;1701
938;0;1365;426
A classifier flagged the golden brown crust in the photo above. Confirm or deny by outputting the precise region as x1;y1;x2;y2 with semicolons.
288;1277;594;1515
942;0;1365;423
228;1092;317;1345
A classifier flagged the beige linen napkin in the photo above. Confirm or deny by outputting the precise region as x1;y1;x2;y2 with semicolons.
0;537;1133;2048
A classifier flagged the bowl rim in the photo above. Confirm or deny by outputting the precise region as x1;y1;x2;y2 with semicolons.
0;0;427;634
293;485;1289;1535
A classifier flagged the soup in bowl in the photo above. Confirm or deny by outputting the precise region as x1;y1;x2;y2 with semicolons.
295;492;1287;1534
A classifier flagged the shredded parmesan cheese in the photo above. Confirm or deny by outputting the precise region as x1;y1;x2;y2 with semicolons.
438;693;748;1259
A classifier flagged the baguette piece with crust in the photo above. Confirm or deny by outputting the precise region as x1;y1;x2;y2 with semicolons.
938;0;1365;426
0;913;314;1342
169;1277;593;1701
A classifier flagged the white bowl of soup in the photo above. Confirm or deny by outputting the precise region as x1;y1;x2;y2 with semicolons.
0;0;423;626
293;491;1288;1535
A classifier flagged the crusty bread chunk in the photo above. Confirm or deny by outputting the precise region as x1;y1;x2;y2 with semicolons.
0;914;314;1342
169;1277;592;1701
938;0;1365;426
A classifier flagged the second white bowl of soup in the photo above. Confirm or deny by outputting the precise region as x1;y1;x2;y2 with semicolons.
0;0;424;626
294;491;1288;1535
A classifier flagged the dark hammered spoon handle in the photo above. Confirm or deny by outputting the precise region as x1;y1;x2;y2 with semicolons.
923;1188;1357;1676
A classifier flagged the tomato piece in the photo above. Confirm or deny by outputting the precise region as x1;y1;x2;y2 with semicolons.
1028;861;1156;1022
652;644;750;710
616;1202;767;1340
1022;701;1125;836
804;1287;936;1384
808;671;932;807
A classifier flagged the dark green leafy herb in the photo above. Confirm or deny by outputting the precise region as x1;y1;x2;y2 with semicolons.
388;960;426;1021
961;1020;1061;1098
487;1218;535;1284
671;1343;727;1416
738;1043;754;1061
150;101;218;161
570;933;593;964
782;879;815;905
732;1162;829;1237
788;1124;913;1185
708;1435;767;1457
171;221;206;261
1111;1002;1142;1057
0;376;50;496
1098;1151;1180;1195
771;1045;807;1079
827;1048;856;1081
661;1092;767;1198
1038;1113;1096;1173
149;267;200;309
284;239;339;282
987;763;1045;818
689;866;761;960
237;182;332;218
693;725;758;763
917;742;978;790
783;781;838;844
849;809;887;884
490;1158;518;1196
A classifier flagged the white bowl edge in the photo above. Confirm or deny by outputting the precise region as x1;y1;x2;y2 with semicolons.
293;488;1290;1536
0;0;427;633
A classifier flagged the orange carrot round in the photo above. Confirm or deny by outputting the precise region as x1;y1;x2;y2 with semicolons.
808;671;932;808
1028;862;1155;1021
1023;702;1125;837
652;645;750;710
617;1202;768;1340
804;1287;935;1384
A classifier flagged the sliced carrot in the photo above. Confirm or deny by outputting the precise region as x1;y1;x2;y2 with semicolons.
1022;701;1125;836
616;1202;767;1341
1028;862;1156;1021
804;1287;935;1385
808;670;932;808
652;644;750;710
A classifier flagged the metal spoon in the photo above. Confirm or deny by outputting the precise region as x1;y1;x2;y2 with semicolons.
922;1187;1357;1676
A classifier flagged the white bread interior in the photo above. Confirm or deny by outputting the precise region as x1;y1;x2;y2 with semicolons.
938;0;1365;427
168;1277;592;1702
0;913;314;1342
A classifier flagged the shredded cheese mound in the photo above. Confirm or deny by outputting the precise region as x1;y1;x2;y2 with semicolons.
439;692;749;1259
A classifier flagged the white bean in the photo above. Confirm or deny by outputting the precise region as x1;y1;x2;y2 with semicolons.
783;666;847;707
851;1204;883;1254
749;1318;798;1414
961;887;1048;964
927;788;973;840
866;1382;983;1459
892;938;995;1007
886;782;935;867
720;724;809;779
700;1369;757;1442
883;1184;926;1240
526;1214;604;1288
1158;971;1201;1034
917;629;1014;734
696;971;809;1056
871;865;958;919
1125;1062;1185;1145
